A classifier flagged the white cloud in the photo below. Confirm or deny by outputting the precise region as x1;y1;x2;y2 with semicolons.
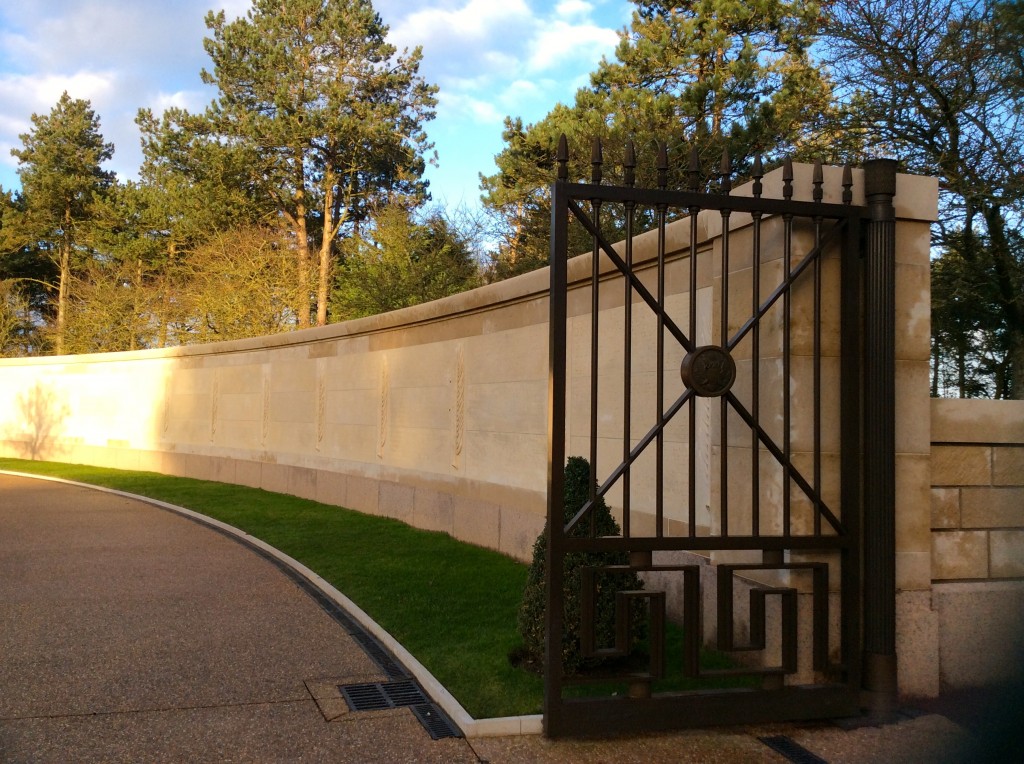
437;91;504;125
555;0;595;18
526;20;619;73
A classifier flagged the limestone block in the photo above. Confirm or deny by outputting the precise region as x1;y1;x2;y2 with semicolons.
961;487;1024;529
260;462;291;495
378;480;414;524
989;530;1024;578
208;456;239;485
931;531;989;580
325;389;378;427
931;445;991;487
895;360;931;456
385;425;452;475
897;550;932;593
463;430;546;493
345;474;379;515
993;447;1024;486
931;399;1024;444
452;495;501;552
895;589;940;698
287;465;319;502
894;259;931;363
412;487;454;535
467;379;546;435
235;459;262;489
930;488;960;529
934;581;1024;688
318;423;376;463
498;506;544;563
315;470;347;508
474;321;548;377
896;454;932;560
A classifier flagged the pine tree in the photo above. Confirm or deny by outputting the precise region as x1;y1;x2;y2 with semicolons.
199;0;438;327
3;93;114;354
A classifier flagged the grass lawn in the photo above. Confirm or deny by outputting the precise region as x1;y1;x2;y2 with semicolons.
0;458;539;718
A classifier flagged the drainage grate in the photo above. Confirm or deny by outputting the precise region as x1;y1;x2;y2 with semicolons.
410;703;461;740
339;680;427;711
350;630;407;680
758;735;828;764
338;681;461;739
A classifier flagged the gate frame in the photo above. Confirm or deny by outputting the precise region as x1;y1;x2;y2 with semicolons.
543;152;898;737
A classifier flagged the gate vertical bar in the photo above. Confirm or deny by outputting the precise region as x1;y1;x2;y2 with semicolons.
544;170;569;737
861;158;898;710
840;164;863;693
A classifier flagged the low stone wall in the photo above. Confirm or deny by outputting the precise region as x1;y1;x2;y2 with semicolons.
930;398;1024;688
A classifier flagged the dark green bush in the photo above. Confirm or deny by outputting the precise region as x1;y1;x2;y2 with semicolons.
516;456;646;675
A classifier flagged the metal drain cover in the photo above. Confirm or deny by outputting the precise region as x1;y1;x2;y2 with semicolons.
339;680;426;711
758;735;828;764
338;680;461;739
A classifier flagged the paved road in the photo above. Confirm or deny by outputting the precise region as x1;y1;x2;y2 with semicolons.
1;472;999;763
0;473;475;763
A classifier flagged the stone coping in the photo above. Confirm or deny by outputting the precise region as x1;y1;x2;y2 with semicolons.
931;399;1024;444
0;470;543;738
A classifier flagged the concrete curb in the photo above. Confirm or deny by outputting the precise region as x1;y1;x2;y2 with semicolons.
0;470;543;738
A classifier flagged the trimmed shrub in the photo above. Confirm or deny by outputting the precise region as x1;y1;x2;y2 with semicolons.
516;456;646;675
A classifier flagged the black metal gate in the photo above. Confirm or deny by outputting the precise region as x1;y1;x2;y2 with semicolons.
545;138;898;737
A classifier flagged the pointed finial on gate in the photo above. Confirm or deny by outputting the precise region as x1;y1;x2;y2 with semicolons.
842;164;853;205
591;136;603;185
556;134;568;181
656;141;668;189
687;146;701;192
624;140;636;188
812;159;824;203
752;155;764;199
782;157;794;200
719;148;732;194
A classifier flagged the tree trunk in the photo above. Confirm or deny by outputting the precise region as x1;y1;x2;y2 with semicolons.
1010;331;1024;400
294;185;311;328
316;172;336;327
55;208;72;356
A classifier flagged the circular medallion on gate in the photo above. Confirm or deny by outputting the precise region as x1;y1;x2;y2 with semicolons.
680;345;736;397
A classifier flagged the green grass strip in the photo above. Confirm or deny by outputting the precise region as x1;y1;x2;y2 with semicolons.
0;458;539;718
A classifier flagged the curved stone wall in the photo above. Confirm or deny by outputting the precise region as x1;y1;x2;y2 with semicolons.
0;164;938;573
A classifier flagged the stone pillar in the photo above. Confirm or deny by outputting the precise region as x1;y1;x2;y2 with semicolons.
862;158;898;710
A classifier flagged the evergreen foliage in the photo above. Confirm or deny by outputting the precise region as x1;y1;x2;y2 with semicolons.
481;0;849;277
1;93;115;354
200;0;439;327
517;456;646;675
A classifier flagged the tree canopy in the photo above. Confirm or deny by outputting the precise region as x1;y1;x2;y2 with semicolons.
1;92;115;354
481;0;846;277
200;0;438;326
823;0;1024;397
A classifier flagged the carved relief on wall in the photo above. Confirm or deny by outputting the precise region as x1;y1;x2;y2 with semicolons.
377;355;389;459
452;344;465;470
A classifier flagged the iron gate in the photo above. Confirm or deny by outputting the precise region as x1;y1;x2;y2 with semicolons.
544;138;898;737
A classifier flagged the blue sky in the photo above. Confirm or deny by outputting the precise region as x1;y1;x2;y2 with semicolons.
0;0;632;211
